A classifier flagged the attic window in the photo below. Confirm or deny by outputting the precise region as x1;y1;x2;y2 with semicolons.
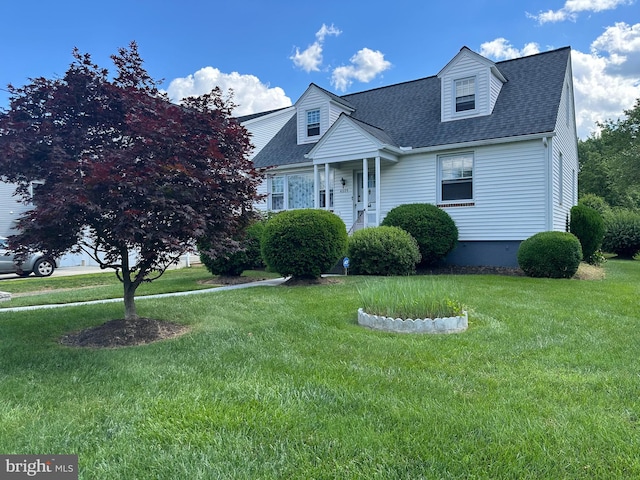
455;78;475;112
307;109;320;137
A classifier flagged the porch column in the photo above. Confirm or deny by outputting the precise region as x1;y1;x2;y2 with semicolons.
324;162;330;210
362;158;368;228
313;164;319;209
375;156;381;226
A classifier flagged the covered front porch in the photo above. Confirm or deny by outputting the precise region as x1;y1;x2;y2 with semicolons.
312;154;397;233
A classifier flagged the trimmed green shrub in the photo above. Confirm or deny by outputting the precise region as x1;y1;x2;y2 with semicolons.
244;220;266;269
381;203;458;266
261;209;347;279
517;231;583;278
602;208;640;259
570;204;605;264
347;226;421;276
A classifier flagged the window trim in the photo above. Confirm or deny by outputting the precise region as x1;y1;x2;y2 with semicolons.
454;77;476;114
306;108;320;137
438;152;474;205
268;173;316;211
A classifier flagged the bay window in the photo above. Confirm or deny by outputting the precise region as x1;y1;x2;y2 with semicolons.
269;173;315;210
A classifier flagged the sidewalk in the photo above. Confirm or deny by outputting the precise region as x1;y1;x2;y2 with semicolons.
0;277;287;313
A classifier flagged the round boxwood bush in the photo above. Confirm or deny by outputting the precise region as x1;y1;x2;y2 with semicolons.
517;231;583;278
602;208;640;259
381;203;458;266
261;209;347;279
570;204;604;264
347;226;421;276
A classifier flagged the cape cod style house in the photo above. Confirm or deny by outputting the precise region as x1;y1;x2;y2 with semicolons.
242;46;579;267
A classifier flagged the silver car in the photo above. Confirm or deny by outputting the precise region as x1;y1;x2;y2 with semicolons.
0;236;58;277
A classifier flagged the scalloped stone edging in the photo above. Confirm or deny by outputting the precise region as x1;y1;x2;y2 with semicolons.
357;308;468;334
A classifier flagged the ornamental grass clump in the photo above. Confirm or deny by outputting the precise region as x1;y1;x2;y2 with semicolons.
357;277;464;319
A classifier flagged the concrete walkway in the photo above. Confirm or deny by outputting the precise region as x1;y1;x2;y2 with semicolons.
0;277;287;313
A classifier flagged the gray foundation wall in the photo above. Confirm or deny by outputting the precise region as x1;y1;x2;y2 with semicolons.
444;241;522;268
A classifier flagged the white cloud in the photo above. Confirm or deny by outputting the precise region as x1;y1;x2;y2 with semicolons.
572;22;640;137
165;67;292;116
331;48;392;92
591;22;640;74
527;0;633;23
316;24;342;43
290;23;341;73
479;38;541;60
480;28;640;138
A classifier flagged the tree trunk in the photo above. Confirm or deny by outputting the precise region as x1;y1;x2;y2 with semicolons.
121;248;139;321
123;280;138;320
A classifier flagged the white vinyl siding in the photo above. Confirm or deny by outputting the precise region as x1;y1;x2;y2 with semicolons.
311;120;380;161
241;107;295;159
0;182;29;236
297;89;327;145
439;49;504;122
376;141;547;241
295;85;354;145
452;142;547;240
550;63;579;231
489;72;503;114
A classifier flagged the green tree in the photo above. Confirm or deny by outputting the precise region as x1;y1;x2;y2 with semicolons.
0;43;261;320
579;98;640;208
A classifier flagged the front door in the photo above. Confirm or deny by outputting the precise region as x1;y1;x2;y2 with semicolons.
354;171;376;231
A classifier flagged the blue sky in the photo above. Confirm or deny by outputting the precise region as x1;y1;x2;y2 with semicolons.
1;0;639;138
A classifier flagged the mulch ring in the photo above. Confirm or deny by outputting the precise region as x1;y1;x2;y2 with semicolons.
60;317;189;349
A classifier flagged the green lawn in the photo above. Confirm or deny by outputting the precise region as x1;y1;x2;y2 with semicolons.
1;260;639;479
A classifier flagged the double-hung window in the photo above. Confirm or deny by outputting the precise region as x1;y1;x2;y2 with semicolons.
455;77;475;112
270;176;285;210
440;153;473;202
307;109;320;137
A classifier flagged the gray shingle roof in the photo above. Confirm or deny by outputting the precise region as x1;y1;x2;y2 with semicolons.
253;47;570;168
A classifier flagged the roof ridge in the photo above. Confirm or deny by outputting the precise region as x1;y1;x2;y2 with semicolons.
340;46;571;100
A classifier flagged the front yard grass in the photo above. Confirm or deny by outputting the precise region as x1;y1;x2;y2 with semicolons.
0;260;639;478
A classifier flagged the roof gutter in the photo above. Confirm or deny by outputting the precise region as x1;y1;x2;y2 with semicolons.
387;132;557;156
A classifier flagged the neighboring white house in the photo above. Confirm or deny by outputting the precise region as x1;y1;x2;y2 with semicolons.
241;46;579;267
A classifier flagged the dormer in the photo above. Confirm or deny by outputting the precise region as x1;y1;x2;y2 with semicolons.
295;84;355;145
437;47;507;123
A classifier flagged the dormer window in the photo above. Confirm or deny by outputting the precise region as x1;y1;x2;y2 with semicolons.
307;109;320;137
455;77;475;112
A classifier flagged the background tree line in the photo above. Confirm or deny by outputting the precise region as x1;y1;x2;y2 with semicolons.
578;97;640;259
579;98;640;209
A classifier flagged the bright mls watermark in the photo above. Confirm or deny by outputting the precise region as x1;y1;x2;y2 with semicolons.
1;455;77;479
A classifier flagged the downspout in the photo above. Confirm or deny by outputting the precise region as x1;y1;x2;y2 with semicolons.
543;136;554;231
375;156;381;226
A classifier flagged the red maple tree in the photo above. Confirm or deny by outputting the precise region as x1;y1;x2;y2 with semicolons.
0;42;263;320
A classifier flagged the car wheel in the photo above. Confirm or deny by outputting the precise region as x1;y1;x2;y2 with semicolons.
33;258;55;277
